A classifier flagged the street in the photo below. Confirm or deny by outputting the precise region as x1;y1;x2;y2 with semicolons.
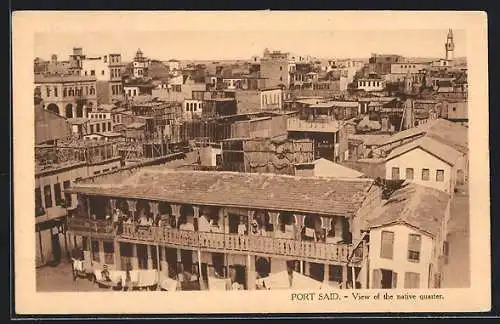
37;260;102;292
441;183;470;288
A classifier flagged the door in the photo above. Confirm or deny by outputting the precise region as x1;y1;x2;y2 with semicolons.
380;269;397;289
228;213;239;234
181;249;193;275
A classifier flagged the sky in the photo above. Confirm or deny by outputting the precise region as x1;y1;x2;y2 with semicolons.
34;29;466;62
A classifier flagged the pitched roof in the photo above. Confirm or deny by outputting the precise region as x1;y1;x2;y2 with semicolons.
366;183;450;238
294;158;366;178
348;134;391;146
386;136;464;166
69;169;375;216
379;118;468;154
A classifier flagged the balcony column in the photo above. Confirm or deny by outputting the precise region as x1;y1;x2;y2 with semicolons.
98;240;105;265
322;216;331;242
114;240;121;270
160;246;168;276
324;263;330;284
171;204;181;229
269;211;279;238
149;201;159;220
342;263;348;289
295;214;304;241
246;254;256;290
131;244;139;270
109;198;117;214
147;245;153;270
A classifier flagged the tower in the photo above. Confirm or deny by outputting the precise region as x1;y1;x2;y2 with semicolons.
445;29;455;61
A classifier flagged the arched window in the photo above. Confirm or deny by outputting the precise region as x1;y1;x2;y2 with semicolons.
90;86;96;95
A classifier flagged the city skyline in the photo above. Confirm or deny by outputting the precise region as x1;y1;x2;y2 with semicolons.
34;29;466;63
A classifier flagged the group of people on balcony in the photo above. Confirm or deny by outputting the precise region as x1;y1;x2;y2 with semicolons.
79;197;352;244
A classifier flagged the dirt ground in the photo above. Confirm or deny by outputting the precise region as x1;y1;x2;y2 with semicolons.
441;183;470;288
36;260;102;292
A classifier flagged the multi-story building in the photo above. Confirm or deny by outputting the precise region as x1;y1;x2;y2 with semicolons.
356;76;386;92
132;49;151;78
368;54;404;76
65;167;453;290
35;74;98;118
260;50;290;89
65;168;380;288
35;141;123;267
80;53;125;104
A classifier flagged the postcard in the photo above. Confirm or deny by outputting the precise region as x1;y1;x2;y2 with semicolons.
12;10;490;315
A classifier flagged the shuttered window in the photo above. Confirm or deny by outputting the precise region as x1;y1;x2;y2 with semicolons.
391;167;400;180
380;231;394;259
404;272;420;288
408;234;422;262
406;168;414;180
43;185;52;208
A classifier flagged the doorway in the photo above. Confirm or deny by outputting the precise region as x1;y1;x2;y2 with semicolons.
381;269;396;289
51;231;62;265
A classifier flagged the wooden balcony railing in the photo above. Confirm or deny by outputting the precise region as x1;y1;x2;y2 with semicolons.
119;224;358;263
67;217;115;236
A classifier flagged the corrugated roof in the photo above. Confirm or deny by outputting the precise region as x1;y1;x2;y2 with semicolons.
366;183;450;238
69;169;375;216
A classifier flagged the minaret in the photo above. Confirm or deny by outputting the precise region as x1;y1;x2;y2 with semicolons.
445;29;455;61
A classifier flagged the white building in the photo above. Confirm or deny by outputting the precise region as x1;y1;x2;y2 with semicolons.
132;49;150;78
357;78;386;92
384;136;467;194
367;183;451;289
166;59;181;71
260;88;283;110
183;99;204;120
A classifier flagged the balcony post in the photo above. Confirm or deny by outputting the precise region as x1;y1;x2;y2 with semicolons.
114;240;121;270
149;201;159;221
324;262;330;284
160;246;168;276
98;240;105;266
131;243;139;270
322;216;331;242
171;204;181;228
109;198;117;214
342;263;348;289
246;254;256;290
147;244;153;270
269;211;279;238
295;214;304;241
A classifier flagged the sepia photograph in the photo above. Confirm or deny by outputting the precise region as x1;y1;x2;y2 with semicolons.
13;11;489;315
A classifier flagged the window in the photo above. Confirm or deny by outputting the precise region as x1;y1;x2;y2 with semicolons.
90;87;95;95
279;77;283;82
63;180;71;206
280;66;283;71
108;122;112;130
90;125;94;133
408;234;421;262
421;168;430;181
90;70;95;76
43;185;52;208
103;241;114;264
35;188;43;213
101;70;105;75
46;87;50;97
406;168;414;180
380;231;394;259
391;167;400;180
94;170;101;175
96;124;100;132
436;169;444;182
54;87;58;97
102;123;106;132
404;272;420;288
63;88;67;97
54;183;62;206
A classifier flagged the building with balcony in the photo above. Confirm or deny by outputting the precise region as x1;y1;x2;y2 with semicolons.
35;74;98;118
35;141;124;267
66;168;382;289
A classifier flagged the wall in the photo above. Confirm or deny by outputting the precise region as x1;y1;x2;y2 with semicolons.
385;148;453;193
35;105;72;144
81;57;108;81
243;138;314;175
369;224;434;288
260;58;289;88
96;80;110;105
234;90;261;114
